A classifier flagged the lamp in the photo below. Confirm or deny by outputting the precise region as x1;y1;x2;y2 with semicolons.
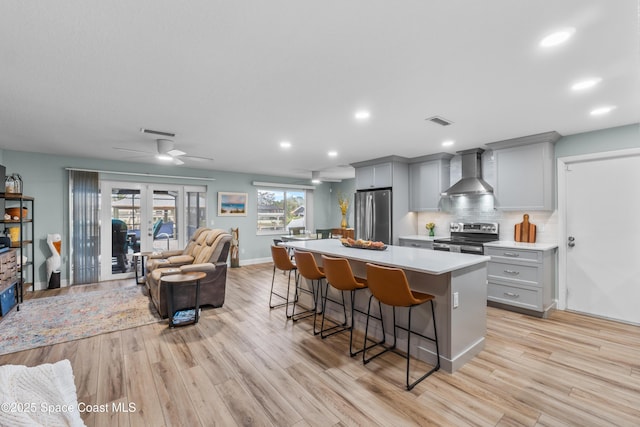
311;171;321;184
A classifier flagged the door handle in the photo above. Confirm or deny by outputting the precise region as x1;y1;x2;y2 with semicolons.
568;236;575;247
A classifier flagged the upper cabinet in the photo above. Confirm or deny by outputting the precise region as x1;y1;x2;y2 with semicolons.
353;161;393;190
408;153;453;211
486;131;560;211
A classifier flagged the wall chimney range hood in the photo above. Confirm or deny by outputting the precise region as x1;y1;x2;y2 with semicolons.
441;148;493;196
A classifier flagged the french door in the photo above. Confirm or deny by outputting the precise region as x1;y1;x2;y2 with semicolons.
100;181;206;281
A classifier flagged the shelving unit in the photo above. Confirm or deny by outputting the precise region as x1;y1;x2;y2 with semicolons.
1;193;34;301
0;249;18;315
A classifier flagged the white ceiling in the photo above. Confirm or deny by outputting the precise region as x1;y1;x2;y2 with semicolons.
1;1;638;182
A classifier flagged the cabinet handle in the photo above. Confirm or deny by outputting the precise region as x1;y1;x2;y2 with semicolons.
411;243;420;247
504;269;520;275
504;292;520;298
503;252;519;257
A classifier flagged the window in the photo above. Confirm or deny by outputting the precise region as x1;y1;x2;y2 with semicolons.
257;188;306;234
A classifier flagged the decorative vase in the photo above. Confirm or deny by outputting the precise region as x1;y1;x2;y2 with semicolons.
429;229;435;237
341;214;347;229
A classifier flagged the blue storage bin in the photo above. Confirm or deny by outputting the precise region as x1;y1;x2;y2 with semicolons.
0;283;16;316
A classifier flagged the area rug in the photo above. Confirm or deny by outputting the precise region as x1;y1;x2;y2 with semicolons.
0;286;161;356
0;359;85;426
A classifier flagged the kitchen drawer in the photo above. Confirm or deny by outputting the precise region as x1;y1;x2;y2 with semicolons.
488;260;540;286
488;282;541;311
399;238;433;250
485;247;542;263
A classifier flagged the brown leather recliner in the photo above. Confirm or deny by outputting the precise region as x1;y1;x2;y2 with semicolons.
145;228;232;318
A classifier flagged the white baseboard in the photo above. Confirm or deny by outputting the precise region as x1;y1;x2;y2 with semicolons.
238;257;271;266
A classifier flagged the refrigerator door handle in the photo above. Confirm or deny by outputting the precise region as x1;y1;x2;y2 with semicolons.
366;193;373;241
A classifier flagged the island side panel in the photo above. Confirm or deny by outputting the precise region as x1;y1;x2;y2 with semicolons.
298;244;488;374
450;263;487;371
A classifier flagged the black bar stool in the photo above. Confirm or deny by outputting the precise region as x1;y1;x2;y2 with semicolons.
363;263;440;390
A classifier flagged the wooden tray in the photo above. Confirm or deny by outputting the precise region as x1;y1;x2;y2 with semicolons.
341;242;387;250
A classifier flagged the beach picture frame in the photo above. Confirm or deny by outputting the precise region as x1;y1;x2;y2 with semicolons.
218;192;248;216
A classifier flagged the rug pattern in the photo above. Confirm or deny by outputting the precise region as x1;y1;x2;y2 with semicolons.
0;285;161;356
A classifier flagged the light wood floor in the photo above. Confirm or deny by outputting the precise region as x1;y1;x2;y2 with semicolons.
2;263;639;426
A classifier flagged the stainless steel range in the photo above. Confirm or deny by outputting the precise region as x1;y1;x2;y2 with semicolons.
433;222;499;254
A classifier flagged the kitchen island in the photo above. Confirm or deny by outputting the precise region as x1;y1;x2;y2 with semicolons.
282;239;490;373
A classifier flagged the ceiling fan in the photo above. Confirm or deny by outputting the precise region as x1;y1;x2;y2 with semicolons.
113;139;214;165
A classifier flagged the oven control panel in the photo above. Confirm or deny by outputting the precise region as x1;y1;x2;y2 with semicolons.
450;222;499;234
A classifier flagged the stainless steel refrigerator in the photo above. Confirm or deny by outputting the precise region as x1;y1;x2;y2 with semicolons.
354;188;392;244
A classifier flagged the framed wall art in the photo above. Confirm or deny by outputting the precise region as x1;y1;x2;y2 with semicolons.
218;192;248;216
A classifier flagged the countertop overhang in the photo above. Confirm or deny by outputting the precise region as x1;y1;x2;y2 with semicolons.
282;239;490;275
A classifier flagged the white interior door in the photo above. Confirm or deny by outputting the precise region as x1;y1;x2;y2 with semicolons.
564;153;640;325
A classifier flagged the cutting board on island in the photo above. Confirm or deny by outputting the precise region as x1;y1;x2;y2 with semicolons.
514;214;536;243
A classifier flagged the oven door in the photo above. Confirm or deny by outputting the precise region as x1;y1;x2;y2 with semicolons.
459;244;484;255
434;242;484;254
433;242;451;251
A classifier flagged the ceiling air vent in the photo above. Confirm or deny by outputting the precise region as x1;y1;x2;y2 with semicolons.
425;116;453;126
140;128;176;137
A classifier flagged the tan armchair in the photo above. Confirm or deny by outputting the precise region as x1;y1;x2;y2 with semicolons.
146;227;210;271
146;229;232;318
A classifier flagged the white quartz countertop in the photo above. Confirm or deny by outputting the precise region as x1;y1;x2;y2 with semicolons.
283;238;489;275
398;235;446;241
484;241;558;251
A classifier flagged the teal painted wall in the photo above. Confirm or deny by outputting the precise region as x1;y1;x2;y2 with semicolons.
2;149;346;287
6;123;636;287
329;179;356;229
555;123;640;158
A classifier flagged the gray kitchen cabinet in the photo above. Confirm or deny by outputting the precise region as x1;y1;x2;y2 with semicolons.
354;162;393;189
486;131;560;211
484;244;557;317
399;238;433;249
408;153;453;211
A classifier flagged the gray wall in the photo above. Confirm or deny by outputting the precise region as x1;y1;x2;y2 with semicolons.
1;149;352;286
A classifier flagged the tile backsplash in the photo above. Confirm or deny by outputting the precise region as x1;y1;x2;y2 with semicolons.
416;207;558;243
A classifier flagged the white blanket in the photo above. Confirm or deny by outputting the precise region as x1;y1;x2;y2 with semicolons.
0;359;85;427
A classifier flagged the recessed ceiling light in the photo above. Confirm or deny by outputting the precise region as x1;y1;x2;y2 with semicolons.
442;140;455;147
328;150;338;157
590;106;616;116
354;110;371;121
280;141;291;148
539;27;575;47
571;77;602;91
